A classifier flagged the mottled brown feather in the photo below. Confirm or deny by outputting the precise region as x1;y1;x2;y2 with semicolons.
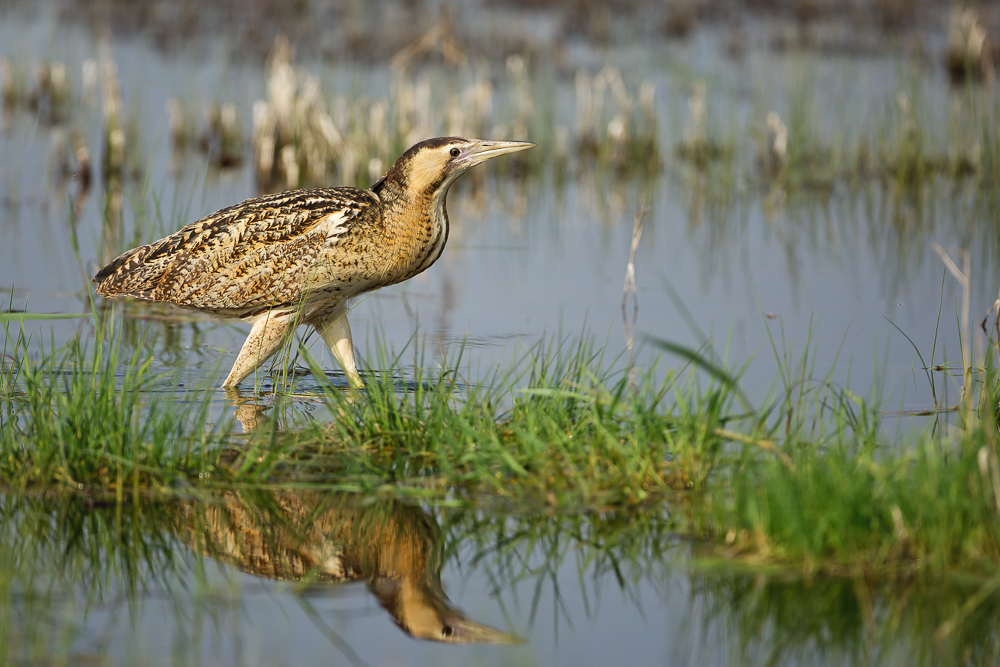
94;187;380;317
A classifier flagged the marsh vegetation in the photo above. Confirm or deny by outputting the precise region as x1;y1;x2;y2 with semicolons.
3;0;1000;664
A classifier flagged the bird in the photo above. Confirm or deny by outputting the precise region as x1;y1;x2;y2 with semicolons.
92;137;535;388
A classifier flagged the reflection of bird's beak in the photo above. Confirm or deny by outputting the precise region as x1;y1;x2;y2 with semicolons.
445;616;525;645
374;577;525;644
461;140;536;168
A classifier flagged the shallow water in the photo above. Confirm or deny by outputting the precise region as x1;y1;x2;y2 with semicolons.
3;1;1000;664
5;492;999;665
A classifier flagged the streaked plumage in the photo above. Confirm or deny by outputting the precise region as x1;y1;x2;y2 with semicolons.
92;137;535;388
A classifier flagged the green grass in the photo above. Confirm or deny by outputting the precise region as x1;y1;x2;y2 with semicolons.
0;319;224;495
270;336;685;505
2;305;1000;583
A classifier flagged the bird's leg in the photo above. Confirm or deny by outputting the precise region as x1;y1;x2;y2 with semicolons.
222;311;295;388
312;303;364;388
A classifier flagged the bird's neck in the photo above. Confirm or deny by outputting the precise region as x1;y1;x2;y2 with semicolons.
377;181;452;284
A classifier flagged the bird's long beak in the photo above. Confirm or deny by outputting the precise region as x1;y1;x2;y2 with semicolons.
463;139;536;167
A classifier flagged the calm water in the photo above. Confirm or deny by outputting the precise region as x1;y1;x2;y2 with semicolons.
7;492;997;665
2;1;999;664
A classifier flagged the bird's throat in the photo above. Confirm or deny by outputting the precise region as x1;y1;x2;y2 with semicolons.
381;188;450;285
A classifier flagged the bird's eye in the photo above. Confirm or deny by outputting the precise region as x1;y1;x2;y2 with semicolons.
442;624;454;637
449;148;461;158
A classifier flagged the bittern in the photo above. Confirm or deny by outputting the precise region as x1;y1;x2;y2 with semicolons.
93;137;534;388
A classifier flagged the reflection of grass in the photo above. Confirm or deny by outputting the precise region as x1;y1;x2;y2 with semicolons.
452;507;1000;665
5;486;1000;665
0;493;227;665
0;491;1000;664
690;569;1000;666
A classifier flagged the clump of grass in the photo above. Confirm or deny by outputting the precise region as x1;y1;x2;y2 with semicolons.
696;298;1000;577
0;57;73;126
6;296;1000;583
0;319;741;505
703;428;1000;575
0;56;22;115
242;336;712;507
675;81;732;168
945;6;994;86
13;33;1000;209
0;319;223;495
249;38;661;188
574;67;661;173
167;97;245;170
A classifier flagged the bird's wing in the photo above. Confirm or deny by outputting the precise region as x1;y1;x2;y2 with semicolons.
93;187;380;314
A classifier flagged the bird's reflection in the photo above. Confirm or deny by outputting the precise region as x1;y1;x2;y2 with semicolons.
225;378;369;433
225;387;272;432
178;489;522;644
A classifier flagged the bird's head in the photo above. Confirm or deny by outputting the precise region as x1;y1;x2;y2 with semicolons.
372;137;535;200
